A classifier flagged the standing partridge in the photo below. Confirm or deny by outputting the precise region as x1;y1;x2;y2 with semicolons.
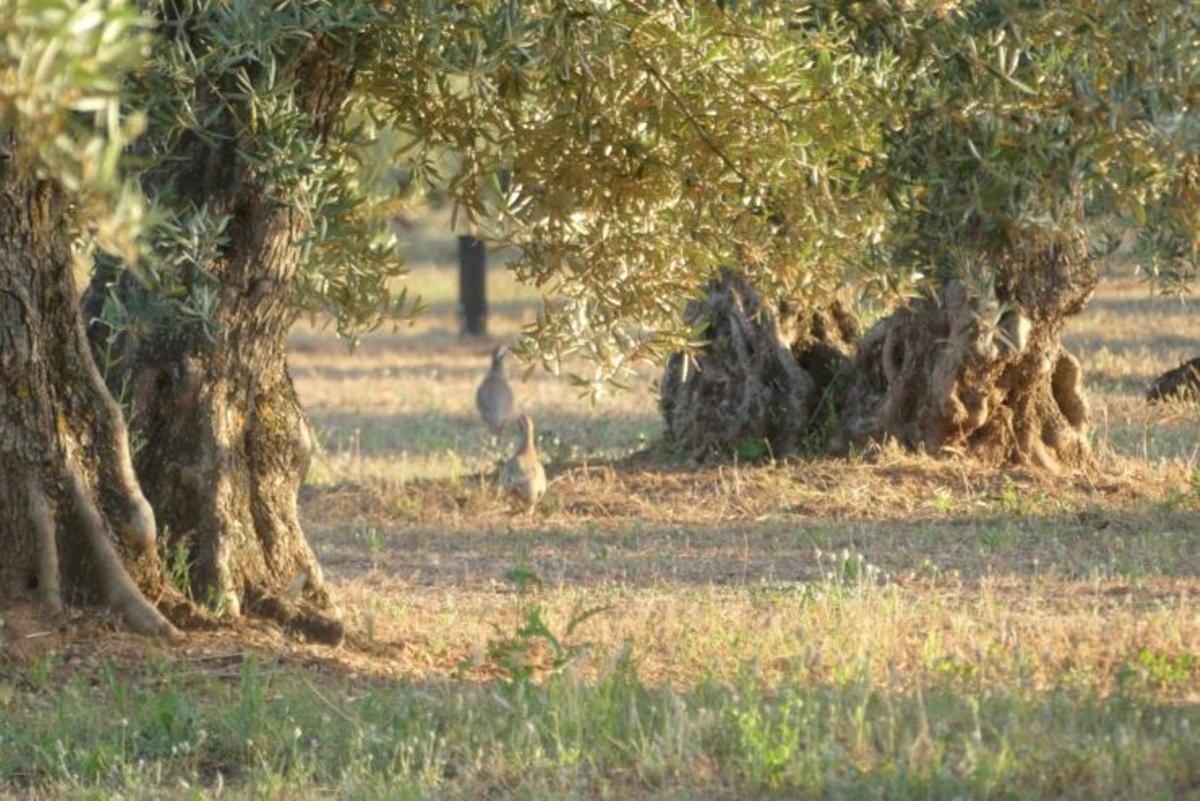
476;345;515;434
500;415;547;513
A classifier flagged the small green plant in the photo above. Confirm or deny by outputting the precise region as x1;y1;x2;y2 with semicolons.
157;530;235;614
158;530;193;600
24;653;60;692
202;586;235;618
997;476;1023;515
735;437;770;462
502;562;543;594
932;487;955;514
800;370;849;458
465;563;611;686
354;526;386;565
1131;649;1199;690
813;548;886;591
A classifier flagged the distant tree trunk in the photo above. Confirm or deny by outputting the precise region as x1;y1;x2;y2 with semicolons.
458;235;488;337
0;147;176;636
660;269;857;459
840;234;1097;470
83;40;354;644
1147;356;1200;403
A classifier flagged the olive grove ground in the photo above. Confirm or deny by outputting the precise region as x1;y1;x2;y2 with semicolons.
1;210;1199;798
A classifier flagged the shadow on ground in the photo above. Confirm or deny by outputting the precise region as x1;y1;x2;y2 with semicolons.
301;452;1200;592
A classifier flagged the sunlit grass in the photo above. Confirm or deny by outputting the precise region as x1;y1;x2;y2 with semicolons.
9;213;1200;799
4;619;1200;799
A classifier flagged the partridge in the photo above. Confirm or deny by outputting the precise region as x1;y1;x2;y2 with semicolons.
475;345;515;433
500;415;547;513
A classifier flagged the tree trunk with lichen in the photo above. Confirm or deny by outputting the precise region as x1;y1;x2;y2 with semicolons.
82;42;354;644
0;147;177;636
660;269;857;459
839;234;1096;471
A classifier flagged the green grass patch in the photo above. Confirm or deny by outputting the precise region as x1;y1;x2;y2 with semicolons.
2;654;1199;800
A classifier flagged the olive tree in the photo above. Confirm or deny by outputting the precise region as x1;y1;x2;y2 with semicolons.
840;1;1200;469
12;0;1196;636
374;2;893;457
81;0;400;642
24;1;888;634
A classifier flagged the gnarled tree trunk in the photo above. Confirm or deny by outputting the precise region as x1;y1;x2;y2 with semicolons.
839;234;1096;471
0;149;176;636
83;41;354;644
1148;356;1200;403
660;270;857;459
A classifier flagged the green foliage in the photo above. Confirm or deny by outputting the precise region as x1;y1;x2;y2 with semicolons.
873;2;1200;292
353;525;385;558
813;547;887;592
466;564;612;687
368;2;895;388
735;437;770;462
1130;649;1199;690
104;0;420;344
159;533;192;598
0;0;149;260
15;0;1200;382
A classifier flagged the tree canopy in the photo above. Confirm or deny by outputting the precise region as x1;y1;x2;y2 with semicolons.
0;0;148;261
877;1;1200;299
8;0;1200;383
372;2;894;387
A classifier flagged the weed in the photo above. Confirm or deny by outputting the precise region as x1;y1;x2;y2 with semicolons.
464;564;611;686
23;653;60;692
814;548;886;591
159;530;193;599
997;475;1024;515
1129;649;1199;690
354;526;387;565
735;437;770;462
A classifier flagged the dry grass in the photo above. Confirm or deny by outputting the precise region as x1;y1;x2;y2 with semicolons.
4;229;1200;798
280;253;1200;703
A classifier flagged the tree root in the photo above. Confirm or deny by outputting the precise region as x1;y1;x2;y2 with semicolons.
248;590;344;646
66;466;180;639
75;309;157;553
27;478;62;614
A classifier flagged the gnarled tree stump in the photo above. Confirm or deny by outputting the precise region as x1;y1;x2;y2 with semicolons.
660;270;856;459
840;235;1096;471
1148;356;1200;403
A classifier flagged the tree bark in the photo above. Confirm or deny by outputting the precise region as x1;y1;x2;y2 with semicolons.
839;234;1097;470
0;146;177;636
660;269;857;459
82;40;355;644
